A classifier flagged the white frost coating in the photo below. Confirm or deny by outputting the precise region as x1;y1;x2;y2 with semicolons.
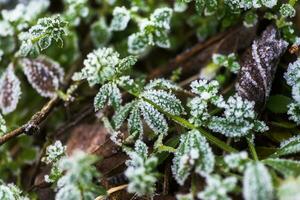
22;57;64;98
110;6;131;31
139;100;168;135
252;41;268;98
243;162;274;200
0;64;21;114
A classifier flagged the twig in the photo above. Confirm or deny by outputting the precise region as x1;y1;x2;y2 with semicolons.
95;184;128;200
0;97;59;145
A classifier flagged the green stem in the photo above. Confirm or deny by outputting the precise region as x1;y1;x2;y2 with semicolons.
127;90;238;153
247;138;259;161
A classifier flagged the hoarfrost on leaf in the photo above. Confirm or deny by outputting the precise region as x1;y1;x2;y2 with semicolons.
110;6;131;31
172;130;215;185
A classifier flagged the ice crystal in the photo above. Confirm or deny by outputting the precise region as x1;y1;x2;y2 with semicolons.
197;174;237;200
0;64;21;114
125;140;158;197
110;6;131;31
172;130;215;185
243;162;273;200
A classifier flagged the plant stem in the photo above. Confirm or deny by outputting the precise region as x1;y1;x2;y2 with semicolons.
127;90;238;153
247;138;259;161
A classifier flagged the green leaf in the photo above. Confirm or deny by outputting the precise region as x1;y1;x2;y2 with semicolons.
94;83;110;111
171;129;215;185
267;95;292;113
153;30;171;48
38;36;51;50
128;103;143;136
243;162;274;200
139;100;168;135
112;102;134;129
108;83;122;109
142;89;184;115
271;136;300;157
263;158;300;178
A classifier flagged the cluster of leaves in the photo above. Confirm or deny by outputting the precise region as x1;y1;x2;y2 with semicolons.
42;141;104;200
1;0;300;200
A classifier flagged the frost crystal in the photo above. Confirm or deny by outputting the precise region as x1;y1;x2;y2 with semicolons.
197;174;237;200
22;57;64;97
0;64;21;114
243;162;273;200
172;130;215;185
110;6;131;31
209;94;268;137
125;140;158;197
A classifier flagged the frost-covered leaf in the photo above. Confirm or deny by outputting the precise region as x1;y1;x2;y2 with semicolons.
153;29;171;48
74;47;133;86
128;32;149;54
280;3;296;18
271;135;300;157
141;89;184;115
212;53;240;74
112;102;134;129
150;7;173;30
94;83;121;111
64;0;89;26
125;140;158;197
19;15;67;56
0;64;21;114
110;6;131;31
208;94;268;137
21;56;64;97
263;158;300;178
197;174;237;200
287;102;300;125
145;78;181;91
172;129;215;185
243;162;273;200
139;100;168;135
128;103;143;136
